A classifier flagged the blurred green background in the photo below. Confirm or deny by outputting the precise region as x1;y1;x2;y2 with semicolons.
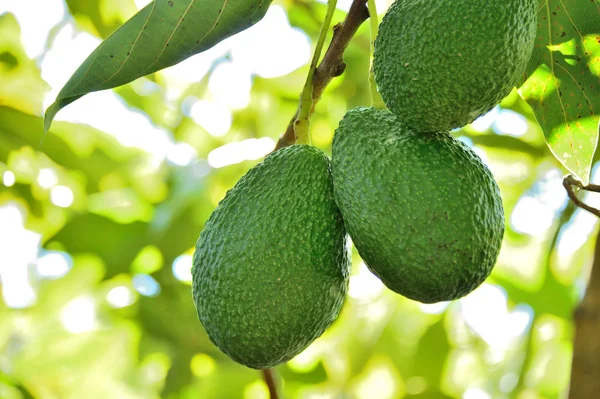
0;0;597;398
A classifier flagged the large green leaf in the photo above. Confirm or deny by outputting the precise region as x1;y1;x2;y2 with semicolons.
521;0;600;184
44;0;272;132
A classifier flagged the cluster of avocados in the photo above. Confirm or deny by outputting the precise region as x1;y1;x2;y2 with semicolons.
192;0;537;370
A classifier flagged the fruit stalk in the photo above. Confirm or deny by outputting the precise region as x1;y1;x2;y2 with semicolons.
275;0;370;150
366;0;385;109
262;369;280;399
294;0;338;145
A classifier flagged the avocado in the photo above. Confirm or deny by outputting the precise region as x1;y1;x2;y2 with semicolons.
332;107;504;303
192;145;349;369
373;0;537;132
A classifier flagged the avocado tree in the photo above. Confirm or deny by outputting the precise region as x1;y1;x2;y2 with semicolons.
1;0;599;398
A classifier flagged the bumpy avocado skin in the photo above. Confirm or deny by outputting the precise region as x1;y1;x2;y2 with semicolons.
332;107;504;303
192;145;349;369
373;0;537;132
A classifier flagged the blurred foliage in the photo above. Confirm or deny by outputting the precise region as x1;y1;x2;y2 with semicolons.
65;0;137;38
0;1;598;399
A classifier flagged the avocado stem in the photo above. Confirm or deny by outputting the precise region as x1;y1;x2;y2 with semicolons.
367;0;386;110
275;0;370;150
262;368;280;399
294;0;339;145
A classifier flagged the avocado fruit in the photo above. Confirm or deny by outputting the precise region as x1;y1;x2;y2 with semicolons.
332;107;504;303
192;144;350;369
373;0;537;132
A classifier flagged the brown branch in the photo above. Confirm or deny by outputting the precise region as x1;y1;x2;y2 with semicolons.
274;0;370;150
582;183;600;193
569;231;600;398
262;368;279;399
563;175;600;219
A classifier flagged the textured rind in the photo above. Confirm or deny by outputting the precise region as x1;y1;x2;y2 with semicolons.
192;145;350;369
332;107;505;303
373;0;537;132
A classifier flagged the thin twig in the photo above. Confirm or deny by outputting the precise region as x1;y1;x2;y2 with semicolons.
564;174;600;193
262;368;279;399
563;175;600;218
583;183;600;193
275;0;370;150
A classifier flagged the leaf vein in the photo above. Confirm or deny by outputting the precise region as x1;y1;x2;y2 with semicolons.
248;0;267;21
558;0;599;74
143;0;198;74
192;0;231;51
103;1;157;87
554;61;594;115
545;2;571;139
68;41;105;96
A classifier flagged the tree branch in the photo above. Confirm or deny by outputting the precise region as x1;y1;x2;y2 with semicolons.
563;175;600;219
262;368;279;399
563;174;600;397
275;0;370;150
569;231;600;398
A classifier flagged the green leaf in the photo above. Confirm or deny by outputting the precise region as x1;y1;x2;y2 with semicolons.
44;0;272;132
521;0;600;185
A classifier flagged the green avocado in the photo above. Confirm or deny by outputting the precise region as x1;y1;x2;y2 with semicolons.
332;107;504;303
373;0;537;132
192;144;349;369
